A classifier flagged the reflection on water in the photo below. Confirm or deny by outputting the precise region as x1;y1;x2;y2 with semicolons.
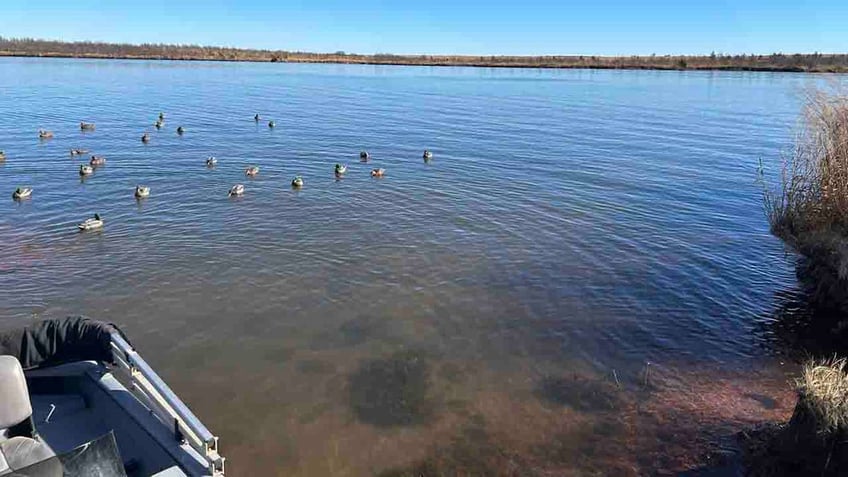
0;58;821;474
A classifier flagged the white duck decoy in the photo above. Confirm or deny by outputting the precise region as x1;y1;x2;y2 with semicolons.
228;184;245;197
371;168;386;177
38;129;54;139
12;187;32;199
423;150;433;160
70;148;88;156
334;163;348;175
78;213;104;231
206;157;218;167
79;164;94;175
291;176;304;188
245;166;260;177
80;122;96;131
135;185;150;198
89;155;106;166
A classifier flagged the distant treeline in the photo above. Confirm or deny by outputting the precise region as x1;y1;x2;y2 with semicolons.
1;37;847;72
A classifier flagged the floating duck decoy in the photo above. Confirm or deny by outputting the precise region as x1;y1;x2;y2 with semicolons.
291;176;304;188
38;129;54;139
70;149;88;156
254;114;261;122
245;166;260;177
360;151;370;161
154;120;163;129
12;187;32;200
0;151;5;160
176;126;185;135
141;133;150;143
159;112;165;121
89;155;106;166
228;184;245;197
334;163;347;174
206;157;218;167
134;185;150;198
423;150;433;160
80;122;96;131
78;213;103;231
268;121;275;128
371;168;386;177
79;164;94;176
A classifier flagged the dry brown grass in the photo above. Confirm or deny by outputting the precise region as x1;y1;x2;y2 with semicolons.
742;359;848;476
796;358;848;433
766;88;848;240
765;87;848;306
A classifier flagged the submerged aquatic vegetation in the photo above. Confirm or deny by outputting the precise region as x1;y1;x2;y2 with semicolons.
349;350;433;427
535;374;622;412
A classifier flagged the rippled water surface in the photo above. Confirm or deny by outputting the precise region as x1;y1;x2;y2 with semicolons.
0;58;824;475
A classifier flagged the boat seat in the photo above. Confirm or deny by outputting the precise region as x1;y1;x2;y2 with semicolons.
0;356;59;476
0;356;32;440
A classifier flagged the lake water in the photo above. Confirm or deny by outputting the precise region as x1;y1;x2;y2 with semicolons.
0;58;823;475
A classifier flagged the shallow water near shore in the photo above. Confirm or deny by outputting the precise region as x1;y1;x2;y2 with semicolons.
0;58;832;475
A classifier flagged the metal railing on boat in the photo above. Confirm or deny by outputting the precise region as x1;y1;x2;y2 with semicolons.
110;332;225;476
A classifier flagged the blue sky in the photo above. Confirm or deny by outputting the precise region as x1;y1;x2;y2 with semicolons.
0;0;845;56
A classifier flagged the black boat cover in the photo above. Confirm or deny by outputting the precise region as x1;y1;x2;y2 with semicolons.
0;317;117;371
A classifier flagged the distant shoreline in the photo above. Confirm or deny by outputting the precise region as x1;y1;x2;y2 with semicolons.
1;38;846;73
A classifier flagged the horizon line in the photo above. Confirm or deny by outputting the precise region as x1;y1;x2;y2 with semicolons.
2;36;844;59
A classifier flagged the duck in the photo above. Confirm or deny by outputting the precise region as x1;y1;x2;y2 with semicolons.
159;112;165;121
154;120;163;129
89;155;106;166
12;187;32;200
206;156;218;167
268;121;275;129
80;122;96;131
0;151;5;161
228;184;245;197
245;166;260;177
70;148;88;156
423;150;433;160
141;133;150;143
79;164;94;176
291;176;304;188
371;168;386;177
78;213;104;231
334;163;348;175
254;114;261;122
38;129;54;139
134;185;150;198
176;126;185;135
360;151;370;161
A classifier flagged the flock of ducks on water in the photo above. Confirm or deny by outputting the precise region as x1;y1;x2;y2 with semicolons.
3;112;434;231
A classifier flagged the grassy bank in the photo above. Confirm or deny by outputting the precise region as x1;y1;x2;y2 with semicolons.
765;88;848;311
755;88;848;474
743;359;848;475
2;37;847;72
